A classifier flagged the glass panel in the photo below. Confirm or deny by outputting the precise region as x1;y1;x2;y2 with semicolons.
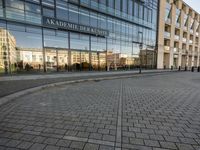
0;0;3;17
99;52;106;70
56;0;68;21
58;50;68;71
5;23;43;73
71;51;81;71
115;0;121;10
42;0;54;7
91;52;98;71
81;51;89;71
80;0;90;6
43;7;54;17
91;0;99;10
25;3;41;24
45;48;57;72
79;9;90;26
70;33;89;51
90;12;98;28
68;5;78;23
0;21;9;74
6;0;25;21
44;29;68;49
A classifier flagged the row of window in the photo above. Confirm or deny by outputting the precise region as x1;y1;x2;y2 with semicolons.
0;21;146;54
0;0;157;29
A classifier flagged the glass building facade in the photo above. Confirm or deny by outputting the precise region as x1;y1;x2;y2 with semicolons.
0;0;158;74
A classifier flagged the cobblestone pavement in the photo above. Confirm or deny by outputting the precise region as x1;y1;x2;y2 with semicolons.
0;72;200;150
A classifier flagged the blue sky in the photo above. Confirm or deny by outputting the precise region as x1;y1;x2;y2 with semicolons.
183;0;200;13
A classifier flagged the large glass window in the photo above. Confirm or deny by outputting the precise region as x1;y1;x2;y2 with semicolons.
42;0;54;7
79;9;90;26
91;36;106;52
91;0;99;10
122;0;128;13
134;1;139;17
115;0;121;10
70;33;89;50
0;0;3;17
25;2;41;24
44;29;68;72
44;29;68;49
128;0;133;16
68;5;78;23
99;0;107;12
7;23;43;73
43;7;54;17
56;0;68;21
108;0;114;14
0;21;8;74
90;12;98;28
98;14;107;29
139;4;143;19
6;0;25;21
108;0;114;8
80;0;90;6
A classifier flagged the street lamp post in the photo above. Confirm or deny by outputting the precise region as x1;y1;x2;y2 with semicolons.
139;43;143;74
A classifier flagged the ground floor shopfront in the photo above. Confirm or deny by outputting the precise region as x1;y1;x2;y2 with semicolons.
0;20;157;75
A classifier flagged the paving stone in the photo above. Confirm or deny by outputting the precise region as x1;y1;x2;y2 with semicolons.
0;138;9;145
144;140;160;147
83;143;99;150
32;136;46;143
29;143;46;150
102;135;115;142
176;143;195;150
89;133;102;140
5;140;21;147
16;141;33;149
129;138;144;145
159;141;177;150
98;129;109;134
70;141;85;149
44;138;59;145
99;145;114;150
56;139;71;147
44;145;60;150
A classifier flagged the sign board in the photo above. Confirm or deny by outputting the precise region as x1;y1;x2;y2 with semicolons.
43;17;109;37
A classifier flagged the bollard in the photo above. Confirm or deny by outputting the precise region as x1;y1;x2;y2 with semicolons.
178;66;181;71
191;66;194;72
185;66;187;71
171;66;173;70
198;66;200;72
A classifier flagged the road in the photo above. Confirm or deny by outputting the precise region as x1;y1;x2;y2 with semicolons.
0;72;200;150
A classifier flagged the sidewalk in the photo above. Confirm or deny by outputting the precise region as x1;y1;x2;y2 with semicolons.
0;69;175;98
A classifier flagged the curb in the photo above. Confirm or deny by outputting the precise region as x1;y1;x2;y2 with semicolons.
0;71;177;106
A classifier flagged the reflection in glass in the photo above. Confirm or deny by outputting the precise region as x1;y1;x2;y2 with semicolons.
45;48;57;72
5;23;43;73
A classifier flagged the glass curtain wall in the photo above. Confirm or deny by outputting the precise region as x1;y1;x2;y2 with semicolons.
0;0;158;74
